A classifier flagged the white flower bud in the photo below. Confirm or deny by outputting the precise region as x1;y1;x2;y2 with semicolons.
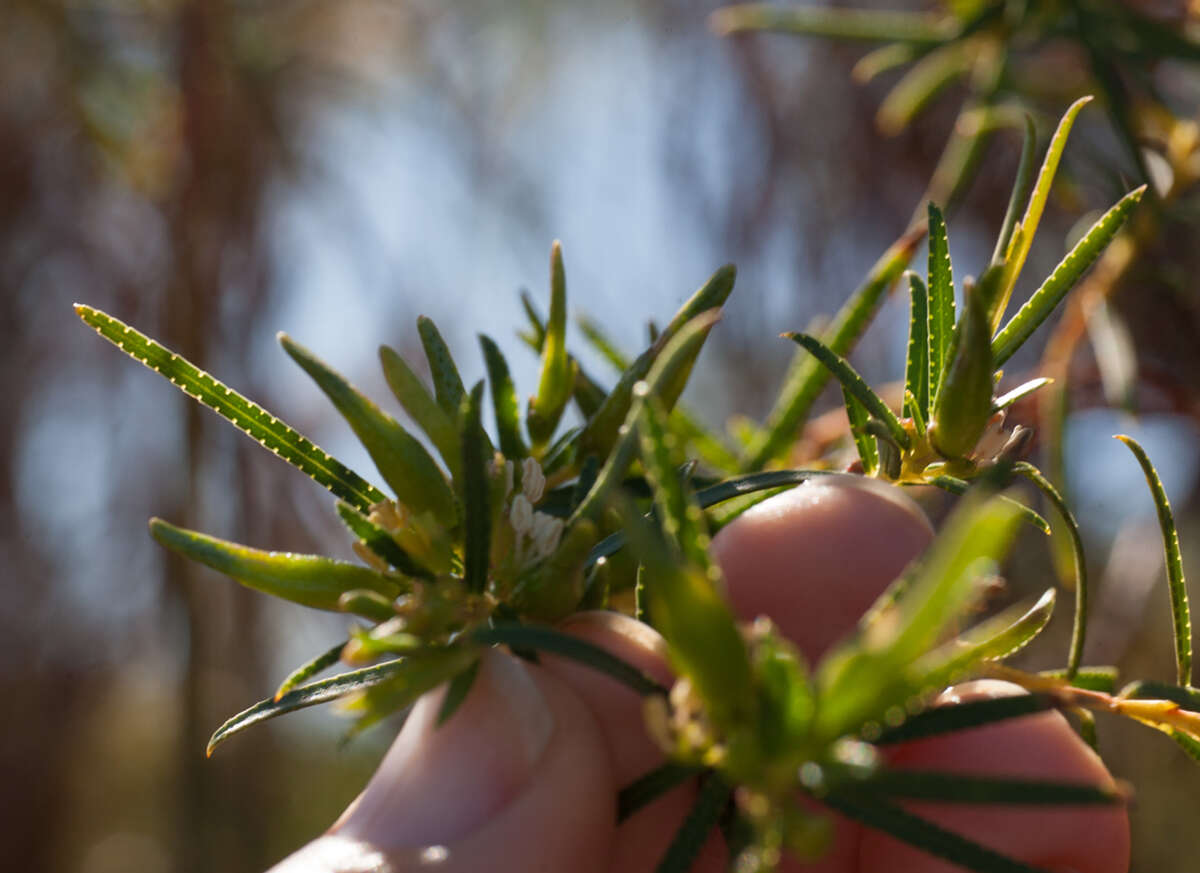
530;512;564;558
521;457;545;504
510;494;534;536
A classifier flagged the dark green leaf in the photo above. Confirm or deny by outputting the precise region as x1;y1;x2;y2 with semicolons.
618;763;702;822
149;518;401;611
825;794;1052;873
418;315;467;418
924;475;1051;535
1038;666;1119;693
855;770;1119;805
76;305;385;512
843;386;879;475
1117;435;1192;685
280;333;456;525
461;382;491;595
528;241;573;447
654;773;732;873
1014;462;1088;678
875;693;1056;745
479;334;528;460
436;657;481;726
785;332;910;450
470;624;666;696
335;501;430;578
930;282;993;459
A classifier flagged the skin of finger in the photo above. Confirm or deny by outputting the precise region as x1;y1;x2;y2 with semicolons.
858;680;1130;873
546;611;725;873
315;650;616;873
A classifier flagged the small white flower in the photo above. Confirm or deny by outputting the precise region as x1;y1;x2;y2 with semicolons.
521;457;545;504
510;494;534;535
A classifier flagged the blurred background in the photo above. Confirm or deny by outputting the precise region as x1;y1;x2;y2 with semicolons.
4;0;1200;870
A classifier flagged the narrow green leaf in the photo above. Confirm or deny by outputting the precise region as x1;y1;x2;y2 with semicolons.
274;642;347;701
207;658;415;755
1116;434;1192;685
471;624;667;696
816;495;1024;740
852;41;924;83
994;96;1094;328
579;314;632;373
1173;730;1200;764
622;500;756;730
280;334;456;525
338;589;397;623
876;42;969;136
991;115;1038;268
149;518;401;610
925;475;1050;534
571;311;723;525
1038;666;1119;694
926;203;955;399
461;382;491;595
856;770;1119;805
747;228;922;469
339;647;478;737
619;763;701;822
1014;462;1088;678
825;794;1052;873
418;316;467;418
379;345;462;480
874;693;1056;745
479;334;528;460
335;501;430;578
785;332;910;450
585;470;832;567
519;291;546;350
638;388;711;570
654;773;732;873
1118;679;1200;710
905;272;930;421
843;386;879;475
75;305;385;511
930;283;993;459
528;241;573;447
992;377;1053;412
710;4;954;43
992;186;1146;366
580;265;734;459
436;657;480;726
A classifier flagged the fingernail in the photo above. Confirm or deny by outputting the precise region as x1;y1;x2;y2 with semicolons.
333;650;555;849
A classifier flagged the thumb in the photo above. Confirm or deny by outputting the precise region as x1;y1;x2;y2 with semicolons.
268;649;616;873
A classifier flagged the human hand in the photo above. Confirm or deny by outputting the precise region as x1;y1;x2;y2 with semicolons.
269;477;1129;873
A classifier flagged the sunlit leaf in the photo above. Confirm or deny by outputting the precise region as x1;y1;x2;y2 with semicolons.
149;518;401;611
75;305;385;512
280;333;457;525
992;377;1052;412
207;657;421;755
843;386;879;475
335;501;430;579
528;241;573;447
418;315;468;419
991;115;1037;268
992;186;1145;366
994;96;1094;327
905;271;930;422
926;202;955;400
274;642;347;702
876;42;969;136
